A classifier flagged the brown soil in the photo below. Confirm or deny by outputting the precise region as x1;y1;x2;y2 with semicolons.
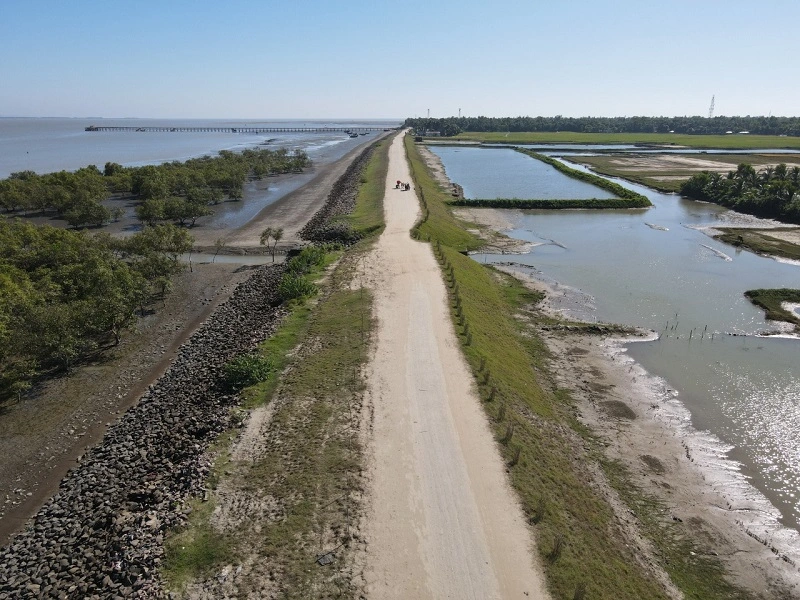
0;137;381;546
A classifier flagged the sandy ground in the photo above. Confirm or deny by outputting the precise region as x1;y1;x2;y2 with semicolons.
0;139;378;545
361;134;550;599
763;228;800;246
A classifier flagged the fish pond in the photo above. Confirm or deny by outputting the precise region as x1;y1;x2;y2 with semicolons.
434;145;800;553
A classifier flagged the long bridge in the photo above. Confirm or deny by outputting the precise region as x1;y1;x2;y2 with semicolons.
85;125;397;133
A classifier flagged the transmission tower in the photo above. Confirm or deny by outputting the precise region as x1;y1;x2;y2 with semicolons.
708;95;715;119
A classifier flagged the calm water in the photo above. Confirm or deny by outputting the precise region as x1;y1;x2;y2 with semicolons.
0;117;398;178
429;146;616;199
0;117;399;236
435;147;800;548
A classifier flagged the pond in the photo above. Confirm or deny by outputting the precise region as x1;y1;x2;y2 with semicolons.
428;146;617;200
434;146;800;548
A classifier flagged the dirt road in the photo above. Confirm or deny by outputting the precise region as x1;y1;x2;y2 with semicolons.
363;134;551;599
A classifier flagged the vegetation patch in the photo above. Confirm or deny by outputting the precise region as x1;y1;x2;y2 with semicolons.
163;498;236;591
405;115;800;143
406;134;751;599
0;221;193;401
161;142;389;596
0;148;309;229
744;288;800;329
715;227;800;262
681;163;800;224
223;353;275;391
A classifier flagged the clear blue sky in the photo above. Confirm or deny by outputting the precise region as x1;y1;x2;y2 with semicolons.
1;0;798;119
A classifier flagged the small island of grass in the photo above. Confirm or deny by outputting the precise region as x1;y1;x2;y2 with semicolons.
744;288;800;329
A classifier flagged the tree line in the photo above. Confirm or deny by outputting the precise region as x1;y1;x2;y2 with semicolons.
404;116;800;137
0;147;310;229
680;163;800;223
0;221;193;401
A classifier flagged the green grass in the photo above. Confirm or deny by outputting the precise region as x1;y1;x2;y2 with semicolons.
450;131;800;149
162;498;236;591
340;135;392;237
744;288;800;329
239;253;371;598
405;135;484;252
406;134;752;599
715;227;800;263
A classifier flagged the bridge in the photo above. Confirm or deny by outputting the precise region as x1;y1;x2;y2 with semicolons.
85;125;397;133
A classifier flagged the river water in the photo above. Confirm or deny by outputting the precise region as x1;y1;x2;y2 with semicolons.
0;117;399;235
430;145;800;549
0;117;398;178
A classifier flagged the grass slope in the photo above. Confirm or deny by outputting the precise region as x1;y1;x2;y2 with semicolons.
406;134;752;600
340;135;391;237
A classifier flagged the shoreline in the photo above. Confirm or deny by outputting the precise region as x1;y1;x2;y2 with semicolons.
429;139;800;595
497;263;800;596
0;137;381;546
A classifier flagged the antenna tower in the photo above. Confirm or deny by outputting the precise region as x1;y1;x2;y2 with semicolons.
708;95;715;119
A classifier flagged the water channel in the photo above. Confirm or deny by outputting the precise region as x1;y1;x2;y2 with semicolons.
429;145;800;549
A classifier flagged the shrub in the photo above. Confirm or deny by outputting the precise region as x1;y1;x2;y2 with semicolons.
286;246;327;275
278;273;318;301
223;353;274;391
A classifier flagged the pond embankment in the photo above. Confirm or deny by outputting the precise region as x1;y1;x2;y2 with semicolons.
418;138;800;598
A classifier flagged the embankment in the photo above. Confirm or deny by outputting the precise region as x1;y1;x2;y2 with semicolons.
0;266;289;598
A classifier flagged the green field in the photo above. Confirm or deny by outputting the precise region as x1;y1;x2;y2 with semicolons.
450;131;800;149
571;154;800;194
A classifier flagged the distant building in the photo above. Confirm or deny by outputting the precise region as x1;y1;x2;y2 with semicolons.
738;131;750;134
424;130;441;137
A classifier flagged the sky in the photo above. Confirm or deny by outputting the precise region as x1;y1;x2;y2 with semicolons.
1;0;798;120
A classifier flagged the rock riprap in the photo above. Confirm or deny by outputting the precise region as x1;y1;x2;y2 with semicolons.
299;141;377;244
0;265;288;599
